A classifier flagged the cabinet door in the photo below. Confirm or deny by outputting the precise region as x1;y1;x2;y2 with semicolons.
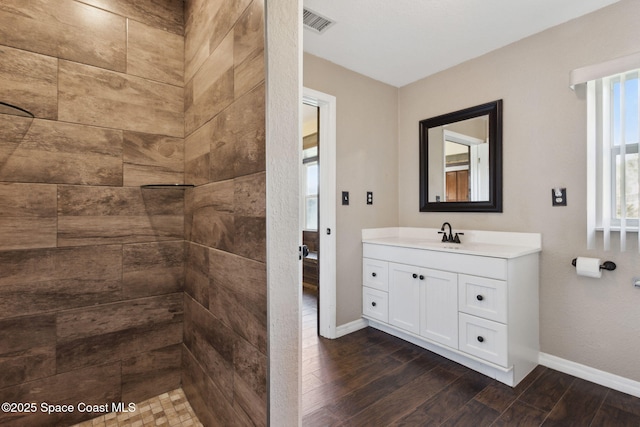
388;262;420;334
419;268;458;348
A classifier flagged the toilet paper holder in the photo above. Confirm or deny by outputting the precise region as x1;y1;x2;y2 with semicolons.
571;258;616;271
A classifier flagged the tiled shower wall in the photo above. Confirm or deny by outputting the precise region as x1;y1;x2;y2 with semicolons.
182;0;267;425
0;1;186;426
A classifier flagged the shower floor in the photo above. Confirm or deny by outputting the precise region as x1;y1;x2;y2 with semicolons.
71;388;202;427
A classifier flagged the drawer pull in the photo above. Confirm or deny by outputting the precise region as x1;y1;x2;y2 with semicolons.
412;273;418;279
371;301;377;307
477;336;484;343
372;272;377;277
476;295;484;301
419;275;425;280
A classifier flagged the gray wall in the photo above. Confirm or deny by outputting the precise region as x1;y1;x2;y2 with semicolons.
304;53;399;325
398;0;640;381
305;0;640;383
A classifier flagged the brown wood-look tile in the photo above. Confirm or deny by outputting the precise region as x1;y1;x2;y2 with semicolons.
185;182;234;251
58;60;183;138
184;0;224;83
348;366;461;426
473;382;519;414
0;113;32;142
0;0;126;72
302;407;344;427
602;388;640;416
0;245;122;319
233;0;264;99
396;370;493;424
590;400;640;427
185;241;210;307
76;0;184;35
0;45;58;119
57;185;184;246
123;131;184;187
492;399;548;427
234;172;265;217
233;337;267;426
329;355;441;420
542;377;609;426
185;121;211;185
183;295;235;402
0;183;56;250
0;314;55;389
440;399;500;427
234;215;266;263
210;83;266;182
185;32;234;135
518;366;575;412
209;248;266;353
182;345;249;427
127;20;184;87
0;119;123;185
57;293;183;343
121;344;182;403
234;43;265;100
56;294;183;372
0;362;121;426
123;241;184;298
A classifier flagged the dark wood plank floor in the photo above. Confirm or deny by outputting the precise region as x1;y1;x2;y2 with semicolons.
302;288;640;426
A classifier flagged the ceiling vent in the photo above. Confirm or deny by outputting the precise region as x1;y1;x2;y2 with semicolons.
303;8;335;34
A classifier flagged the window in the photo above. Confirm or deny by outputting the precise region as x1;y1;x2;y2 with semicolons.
303;146;318;230
585;66;640;250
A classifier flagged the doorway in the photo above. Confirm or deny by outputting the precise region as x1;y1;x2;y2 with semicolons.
302;87;336;339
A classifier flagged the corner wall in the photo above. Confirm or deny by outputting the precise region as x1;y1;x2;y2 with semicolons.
0;0;185;425
182;0;267;424
303;53;399;325
398;0;640;382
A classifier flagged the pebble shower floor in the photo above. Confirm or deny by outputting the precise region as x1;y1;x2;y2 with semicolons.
71;388;203;427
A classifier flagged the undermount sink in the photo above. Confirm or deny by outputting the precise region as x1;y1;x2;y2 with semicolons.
361;228;542;259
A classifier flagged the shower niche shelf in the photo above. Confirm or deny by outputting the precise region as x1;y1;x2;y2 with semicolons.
140;184;195;189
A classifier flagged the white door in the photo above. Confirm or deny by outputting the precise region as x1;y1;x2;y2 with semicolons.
388;262;420;334
419;268;458;348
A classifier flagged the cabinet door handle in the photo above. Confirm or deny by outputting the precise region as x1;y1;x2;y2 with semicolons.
477;336;484;343
371;301;377;307
412;273;418;279
476;294;484;301
419;275;425;280
372;272;377;277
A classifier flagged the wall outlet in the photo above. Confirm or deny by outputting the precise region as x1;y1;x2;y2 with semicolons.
552;188;567;206
366;191;373;205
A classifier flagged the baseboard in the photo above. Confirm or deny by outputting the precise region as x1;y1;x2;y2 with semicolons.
539;352;640;398
335;318;369;338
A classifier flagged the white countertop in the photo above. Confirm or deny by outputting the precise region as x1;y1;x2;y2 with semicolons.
362;228;541;259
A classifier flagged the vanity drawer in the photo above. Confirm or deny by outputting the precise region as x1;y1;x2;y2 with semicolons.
363;287;388;323
458;274;507;323
459;313;508;367
363;258;389;291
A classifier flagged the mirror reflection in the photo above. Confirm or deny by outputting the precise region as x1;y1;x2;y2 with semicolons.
428;116;489;202
419;100;502;212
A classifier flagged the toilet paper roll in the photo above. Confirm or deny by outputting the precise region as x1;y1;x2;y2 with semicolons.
576;257;602;278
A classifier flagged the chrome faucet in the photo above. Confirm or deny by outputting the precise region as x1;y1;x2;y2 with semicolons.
439;222;464;243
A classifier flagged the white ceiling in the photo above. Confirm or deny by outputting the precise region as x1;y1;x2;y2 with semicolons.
303;0;620;88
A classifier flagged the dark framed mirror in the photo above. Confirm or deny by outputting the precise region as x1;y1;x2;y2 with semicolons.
419;100;503;212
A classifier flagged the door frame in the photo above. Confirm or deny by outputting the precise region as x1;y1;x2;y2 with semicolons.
303;87;336;339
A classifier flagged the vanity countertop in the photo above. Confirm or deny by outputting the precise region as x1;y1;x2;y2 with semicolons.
362;227;541;259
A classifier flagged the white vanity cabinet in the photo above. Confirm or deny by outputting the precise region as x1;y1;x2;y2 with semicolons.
361;227;541;387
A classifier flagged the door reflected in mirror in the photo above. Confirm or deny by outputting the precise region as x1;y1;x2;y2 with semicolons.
420;100;502;212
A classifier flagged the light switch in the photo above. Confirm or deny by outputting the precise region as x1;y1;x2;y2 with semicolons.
366;191;373;205
342;191;349;205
